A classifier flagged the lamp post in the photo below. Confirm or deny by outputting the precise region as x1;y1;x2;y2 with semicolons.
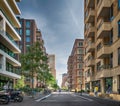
80;80;82;95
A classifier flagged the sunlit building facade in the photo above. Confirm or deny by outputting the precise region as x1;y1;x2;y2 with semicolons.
67;39;84;91
48;54;56;79
84;0;120;94
0;0;21;88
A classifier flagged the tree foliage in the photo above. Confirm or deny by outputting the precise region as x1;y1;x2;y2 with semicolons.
20;42;58;90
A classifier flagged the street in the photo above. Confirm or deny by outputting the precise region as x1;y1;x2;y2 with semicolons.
5;92;120;106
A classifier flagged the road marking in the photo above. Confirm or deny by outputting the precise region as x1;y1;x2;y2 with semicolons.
73;94;93;102
35;94;51;102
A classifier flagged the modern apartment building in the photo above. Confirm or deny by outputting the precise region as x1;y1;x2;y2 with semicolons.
0;0;21;88
48;54;56;79
17;18;47;88
84;0;120;94
67;39;84;91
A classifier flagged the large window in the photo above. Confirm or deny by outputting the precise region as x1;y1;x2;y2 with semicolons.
118;20;120;37
19;29;22;35
26;21;31;28
110;4;114;21
26;37;31;42
26;29;30;36
118;48;120;65
118;0;120;9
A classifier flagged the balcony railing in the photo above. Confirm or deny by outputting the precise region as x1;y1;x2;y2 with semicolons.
85;8;95;23
97;44;111;58
97;19;112;38
6;32;19;48
97;0;112;18
0;64;2;69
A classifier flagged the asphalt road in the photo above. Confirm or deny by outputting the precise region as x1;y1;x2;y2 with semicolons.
5;92;120;106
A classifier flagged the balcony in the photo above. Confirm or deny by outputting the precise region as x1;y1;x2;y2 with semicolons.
87;26;95;38
86;75;94;82
0;10;21;40
0;0;21;28
97;20;112;38
85;8;95;23
0;49;21;67
85;0;95;9
0;63;2;69
97;45;111;59
0;30;21;53
86;42;95;53
97;0;112;18
0;70;21;79
7;0;21;15
87;58;95;67
96;65;120;79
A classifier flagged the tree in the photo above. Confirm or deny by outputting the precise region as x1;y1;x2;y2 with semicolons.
14;75;25;90
20;42;48;96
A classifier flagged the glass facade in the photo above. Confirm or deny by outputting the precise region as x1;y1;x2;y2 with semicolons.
118;0;120;9
105;77;113;92
26;21;31;28
26;29;30;36
0;43;15;58
118;20;120;37
0;75;13;90
118;48;120;65
26;37;31;42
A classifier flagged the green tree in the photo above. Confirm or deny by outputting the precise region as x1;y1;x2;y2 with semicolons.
20;42;48;96
14;75;25;90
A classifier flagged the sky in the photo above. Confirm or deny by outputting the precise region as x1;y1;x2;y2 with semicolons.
18;0;84;86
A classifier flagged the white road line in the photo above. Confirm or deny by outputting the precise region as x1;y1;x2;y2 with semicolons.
35;94;51;102
73;94;93;102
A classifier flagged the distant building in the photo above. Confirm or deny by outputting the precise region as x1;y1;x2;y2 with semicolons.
48;54;56;79
67;39;84;91
17;18;47;88
0;0;21;88
61;73;68;88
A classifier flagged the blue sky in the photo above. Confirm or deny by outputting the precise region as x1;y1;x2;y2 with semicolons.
18;0;84;86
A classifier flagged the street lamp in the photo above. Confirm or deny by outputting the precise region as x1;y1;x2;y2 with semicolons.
80;80;82;95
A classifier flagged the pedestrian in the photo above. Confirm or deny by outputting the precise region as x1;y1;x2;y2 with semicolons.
94;86;98;97
106;84;112;94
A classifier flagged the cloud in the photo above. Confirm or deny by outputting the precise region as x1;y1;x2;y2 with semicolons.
19;0;84;86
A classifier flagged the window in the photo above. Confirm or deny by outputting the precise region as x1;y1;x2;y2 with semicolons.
79;48;83;54
118;0;120;9
20;29;22;35
118;48;120;65
110;4;114;21
118;20;120;37
97;61;101;71
79;64;83;69
79;42;83;47
26;37;31;42
109;29;113;45
26;21;31;28
110;53;113;68
26;29;30;36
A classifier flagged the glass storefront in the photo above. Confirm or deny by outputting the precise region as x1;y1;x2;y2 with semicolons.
105;77;112;93
92;80;101;92
0;75;13;90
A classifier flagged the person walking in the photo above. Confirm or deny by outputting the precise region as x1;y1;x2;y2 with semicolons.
94;86;98;97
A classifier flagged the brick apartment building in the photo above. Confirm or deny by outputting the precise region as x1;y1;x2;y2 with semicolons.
67;39;84;91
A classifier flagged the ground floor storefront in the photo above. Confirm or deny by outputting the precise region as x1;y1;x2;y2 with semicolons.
0;75;15;90
85;75;120;94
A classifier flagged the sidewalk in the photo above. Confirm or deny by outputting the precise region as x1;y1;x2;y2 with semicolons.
75;93;120;106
